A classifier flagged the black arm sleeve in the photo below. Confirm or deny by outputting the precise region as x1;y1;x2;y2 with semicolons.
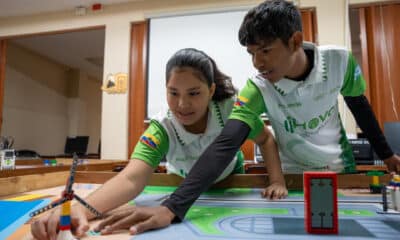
161;119;250;221
344;95;393;159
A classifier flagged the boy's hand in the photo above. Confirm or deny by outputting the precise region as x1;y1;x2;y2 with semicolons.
384;154;400;174
94;206;175;235
94;205;137;234
261;182;288;200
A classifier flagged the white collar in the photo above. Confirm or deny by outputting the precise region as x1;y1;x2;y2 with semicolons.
260;42;327;96
169;101;224;146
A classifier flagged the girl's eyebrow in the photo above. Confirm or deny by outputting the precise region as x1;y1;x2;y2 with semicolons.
167;86;201;91
187;87;201;91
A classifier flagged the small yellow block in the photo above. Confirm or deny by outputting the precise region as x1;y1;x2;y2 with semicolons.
61;201;71;215
372;176;379;185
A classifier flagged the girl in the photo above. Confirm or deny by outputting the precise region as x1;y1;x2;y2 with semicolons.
31;48;286;239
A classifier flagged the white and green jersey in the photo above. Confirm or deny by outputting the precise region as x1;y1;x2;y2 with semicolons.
230;42;365;173
132;97;244;181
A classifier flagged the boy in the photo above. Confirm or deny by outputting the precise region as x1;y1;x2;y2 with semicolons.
91;0;400;235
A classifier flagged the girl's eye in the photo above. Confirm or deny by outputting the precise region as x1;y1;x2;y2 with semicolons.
189;92;200;96
168;92;178;96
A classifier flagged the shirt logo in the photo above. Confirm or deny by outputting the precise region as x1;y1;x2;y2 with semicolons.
284;106;335;133
140;133;160;149
234;96;248;107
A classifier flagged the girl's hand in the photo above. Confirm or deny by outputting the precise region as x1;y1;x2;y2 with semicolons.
31;206;89;240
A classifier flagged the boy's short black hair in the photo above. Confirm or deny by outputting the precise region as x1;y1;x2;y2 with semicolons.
239;0;302;46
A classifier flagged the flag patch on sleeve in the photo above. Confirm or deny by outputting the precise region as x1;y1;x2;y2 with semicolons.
140;134;160;149
234;96;249;107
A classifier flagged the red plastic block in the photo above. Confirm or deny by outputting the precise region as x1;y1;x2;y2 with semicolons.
304;171;338;234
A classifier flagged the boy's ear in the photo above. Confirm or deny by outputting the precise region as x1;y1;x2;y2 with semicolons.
289;31;303;51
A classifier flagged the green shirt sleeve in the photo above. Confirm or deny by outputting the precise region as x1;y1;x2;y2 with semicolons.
229;79;267;140
131;120;169;168
341;53;366;96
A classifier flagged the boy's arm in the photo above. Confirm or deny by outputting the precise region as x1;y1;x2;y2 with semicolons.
254;125;287;199
344;95;393;159
342;53;400;172
344;95;400;172
161;119;250;221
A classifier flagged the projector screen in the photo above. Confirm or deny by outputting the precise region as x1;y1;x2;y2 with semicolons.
147;10;257;118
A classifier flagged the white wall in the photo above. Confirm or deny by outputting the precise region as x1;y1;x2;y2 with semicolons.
3;44;102;155
3;44;70;155
0;0;387;159
78;73;102;154
67;71;102;154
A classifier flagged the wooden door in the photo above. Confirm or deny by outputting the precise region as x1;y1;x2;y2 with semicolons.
351;2;400;129
0;40;6;133
128;21;148;156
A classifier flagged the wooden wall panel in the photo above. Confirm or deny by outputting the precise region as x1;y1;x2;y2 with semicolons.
301;8;318;43
365;6;383;126
0;40;6;133
358;8;371;101
360;3;400;128
128;21;148;156
241;140;255;161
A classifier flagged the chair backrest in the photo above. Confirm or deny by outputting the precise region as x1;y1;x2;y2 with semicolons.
64;136;89;156
384;122;400;155
15;149;40;159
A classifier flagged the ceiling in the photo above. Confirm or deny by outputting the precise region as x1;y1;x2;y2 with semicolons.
0;0;142;18
12;29;105;80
